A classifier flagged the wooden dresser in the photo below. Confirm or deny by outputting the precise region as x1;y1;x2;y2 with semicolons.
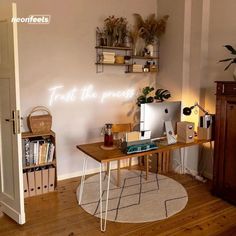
213;81;236;204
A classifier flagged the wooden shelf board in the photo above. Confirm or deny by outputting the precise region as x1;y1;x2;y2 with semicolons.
23;160;56;170
95;46;132;50
22;130;55;138
95;62;132;66
132;55;159;60
125;71;158;74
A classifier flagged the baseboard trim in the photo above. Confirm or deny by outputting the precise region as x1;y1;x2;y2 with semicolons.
58;158;138;181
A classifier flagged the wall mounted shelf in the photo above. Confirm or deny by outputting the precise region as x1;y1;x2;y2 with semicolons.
95;32;160;73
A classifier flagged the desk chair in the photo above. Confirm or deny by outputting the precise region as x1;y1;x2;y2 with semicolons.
111;123;132;186
111;123;150;185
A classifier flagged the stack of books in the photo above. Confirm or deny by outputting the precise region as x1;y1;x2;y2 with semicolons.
22;139;55;167
132;64;143;72
102;52;115;64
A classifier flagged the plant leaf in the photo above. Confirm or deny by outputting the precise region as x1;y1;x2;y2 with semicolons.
224;61;233;70
224;45;236;55
219;58;234;62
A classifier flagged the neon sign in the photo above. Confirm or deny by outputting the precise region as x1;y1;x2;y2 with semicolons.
48;85;135;106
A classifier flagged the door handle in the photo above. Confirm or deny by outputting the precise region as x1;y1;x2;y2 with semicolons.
5;118;14;122
4;110;21;134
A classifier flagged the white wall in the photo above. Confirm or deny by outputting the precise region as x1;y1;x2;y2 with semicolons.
156;0;185;100
16;0;158;179
157;0;236;179
205;0;236;110
200;0;236;178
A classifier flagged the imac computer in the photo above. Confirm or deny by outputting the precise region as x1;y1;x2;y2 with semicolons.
140;101;181;141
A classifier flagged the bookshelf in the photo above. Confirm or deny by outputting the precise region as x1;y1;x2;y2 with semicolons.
21;130;57;197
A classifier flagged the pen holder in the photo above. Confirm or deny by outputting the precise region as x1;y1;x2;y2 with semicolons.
197;127;212;140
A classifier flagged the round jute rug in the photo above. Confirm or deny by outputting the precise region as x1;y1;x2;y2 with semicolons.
77;169;188;223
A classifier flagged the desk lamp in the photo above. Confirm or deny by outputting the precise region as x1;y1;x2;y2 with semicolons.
183;102;208;116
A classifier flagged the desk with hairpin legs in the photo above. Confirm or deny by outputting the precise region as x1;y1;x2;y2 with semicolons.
76;139;212;232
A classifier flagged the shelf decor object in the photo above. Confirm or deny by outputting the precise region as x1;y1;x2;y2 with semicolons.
27;106;52;134
131;13;169;57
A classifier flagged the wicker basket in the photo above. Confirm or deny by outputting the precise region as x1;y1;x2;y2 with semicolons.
27;106;52;134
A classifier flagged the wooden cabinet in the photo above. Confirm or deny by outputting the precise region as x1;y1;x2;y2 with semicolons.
213;81;236;204
22;130;57;197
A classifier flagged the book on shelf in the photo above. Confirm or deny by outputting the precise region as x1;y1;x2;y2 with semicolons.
22;139;55;167
33;142;38;165
47;143;55;163
24;139;30;166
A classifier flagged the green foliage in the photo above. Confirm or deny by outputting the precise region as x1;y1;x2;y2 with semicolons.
154;89;171;102
219;45;236;70
137;87;171;106
137;86;154;106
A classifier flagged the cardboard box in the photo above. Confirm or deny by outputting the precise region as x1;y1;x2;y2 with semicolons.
197;127;212;140
177;121;195;143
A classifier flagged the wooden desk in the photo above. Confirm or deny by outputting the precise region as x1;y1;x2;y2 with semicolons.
77;139;210;163
76;138;212;232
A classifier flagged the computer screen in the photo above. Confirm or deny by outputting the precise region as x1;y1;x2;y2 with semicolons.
140;101;181;140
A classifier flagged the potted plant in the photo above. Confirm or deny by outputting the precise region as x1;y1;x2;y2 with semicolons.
103;15;128;47
219;44;236;80
132;13;169;56
137;86;171;106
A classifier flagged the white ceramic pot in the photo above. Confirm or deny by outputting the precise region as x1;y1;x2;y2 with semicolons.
146;44;154;57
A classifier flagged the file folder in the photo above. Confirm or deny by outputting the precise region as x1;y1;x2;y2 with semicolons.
27;171;36;197
23;172;29;198
42;169;49;194
35;169;42;195
48;167;56;192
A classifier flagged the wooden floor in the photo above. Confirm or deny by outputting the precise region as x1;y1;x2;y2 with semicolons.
0;172;236;236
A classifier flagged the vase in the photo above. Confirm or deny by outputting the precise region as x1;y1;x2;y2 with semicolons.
233;67;236;81
146;44;154;57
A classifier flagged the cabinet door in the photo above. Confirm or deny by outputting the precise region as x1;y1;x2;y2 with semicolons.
224;102;236;195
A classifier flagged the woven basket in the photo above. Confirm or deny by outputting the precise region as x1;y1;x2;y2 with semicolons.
27;106;52;134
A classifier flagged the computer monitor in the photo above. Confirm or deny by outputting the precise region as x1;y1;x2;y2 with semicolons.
140;101;181;140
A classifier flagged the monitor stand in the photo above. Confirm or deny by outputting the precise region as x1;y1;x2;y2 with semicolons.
165;121;177;145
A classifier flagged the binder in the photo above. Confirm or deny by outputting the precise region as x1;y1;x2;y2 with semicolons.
35;169;43;195
27;171;36;197
48;167;56;192
42;169;49;194
23;172;29;198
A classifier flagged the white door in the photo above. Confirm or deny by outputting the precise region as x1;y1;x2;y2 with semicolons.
0;2;25;224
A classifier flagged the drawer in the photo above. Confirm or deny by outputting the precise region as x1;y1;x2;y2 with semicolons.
217;83;236;95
